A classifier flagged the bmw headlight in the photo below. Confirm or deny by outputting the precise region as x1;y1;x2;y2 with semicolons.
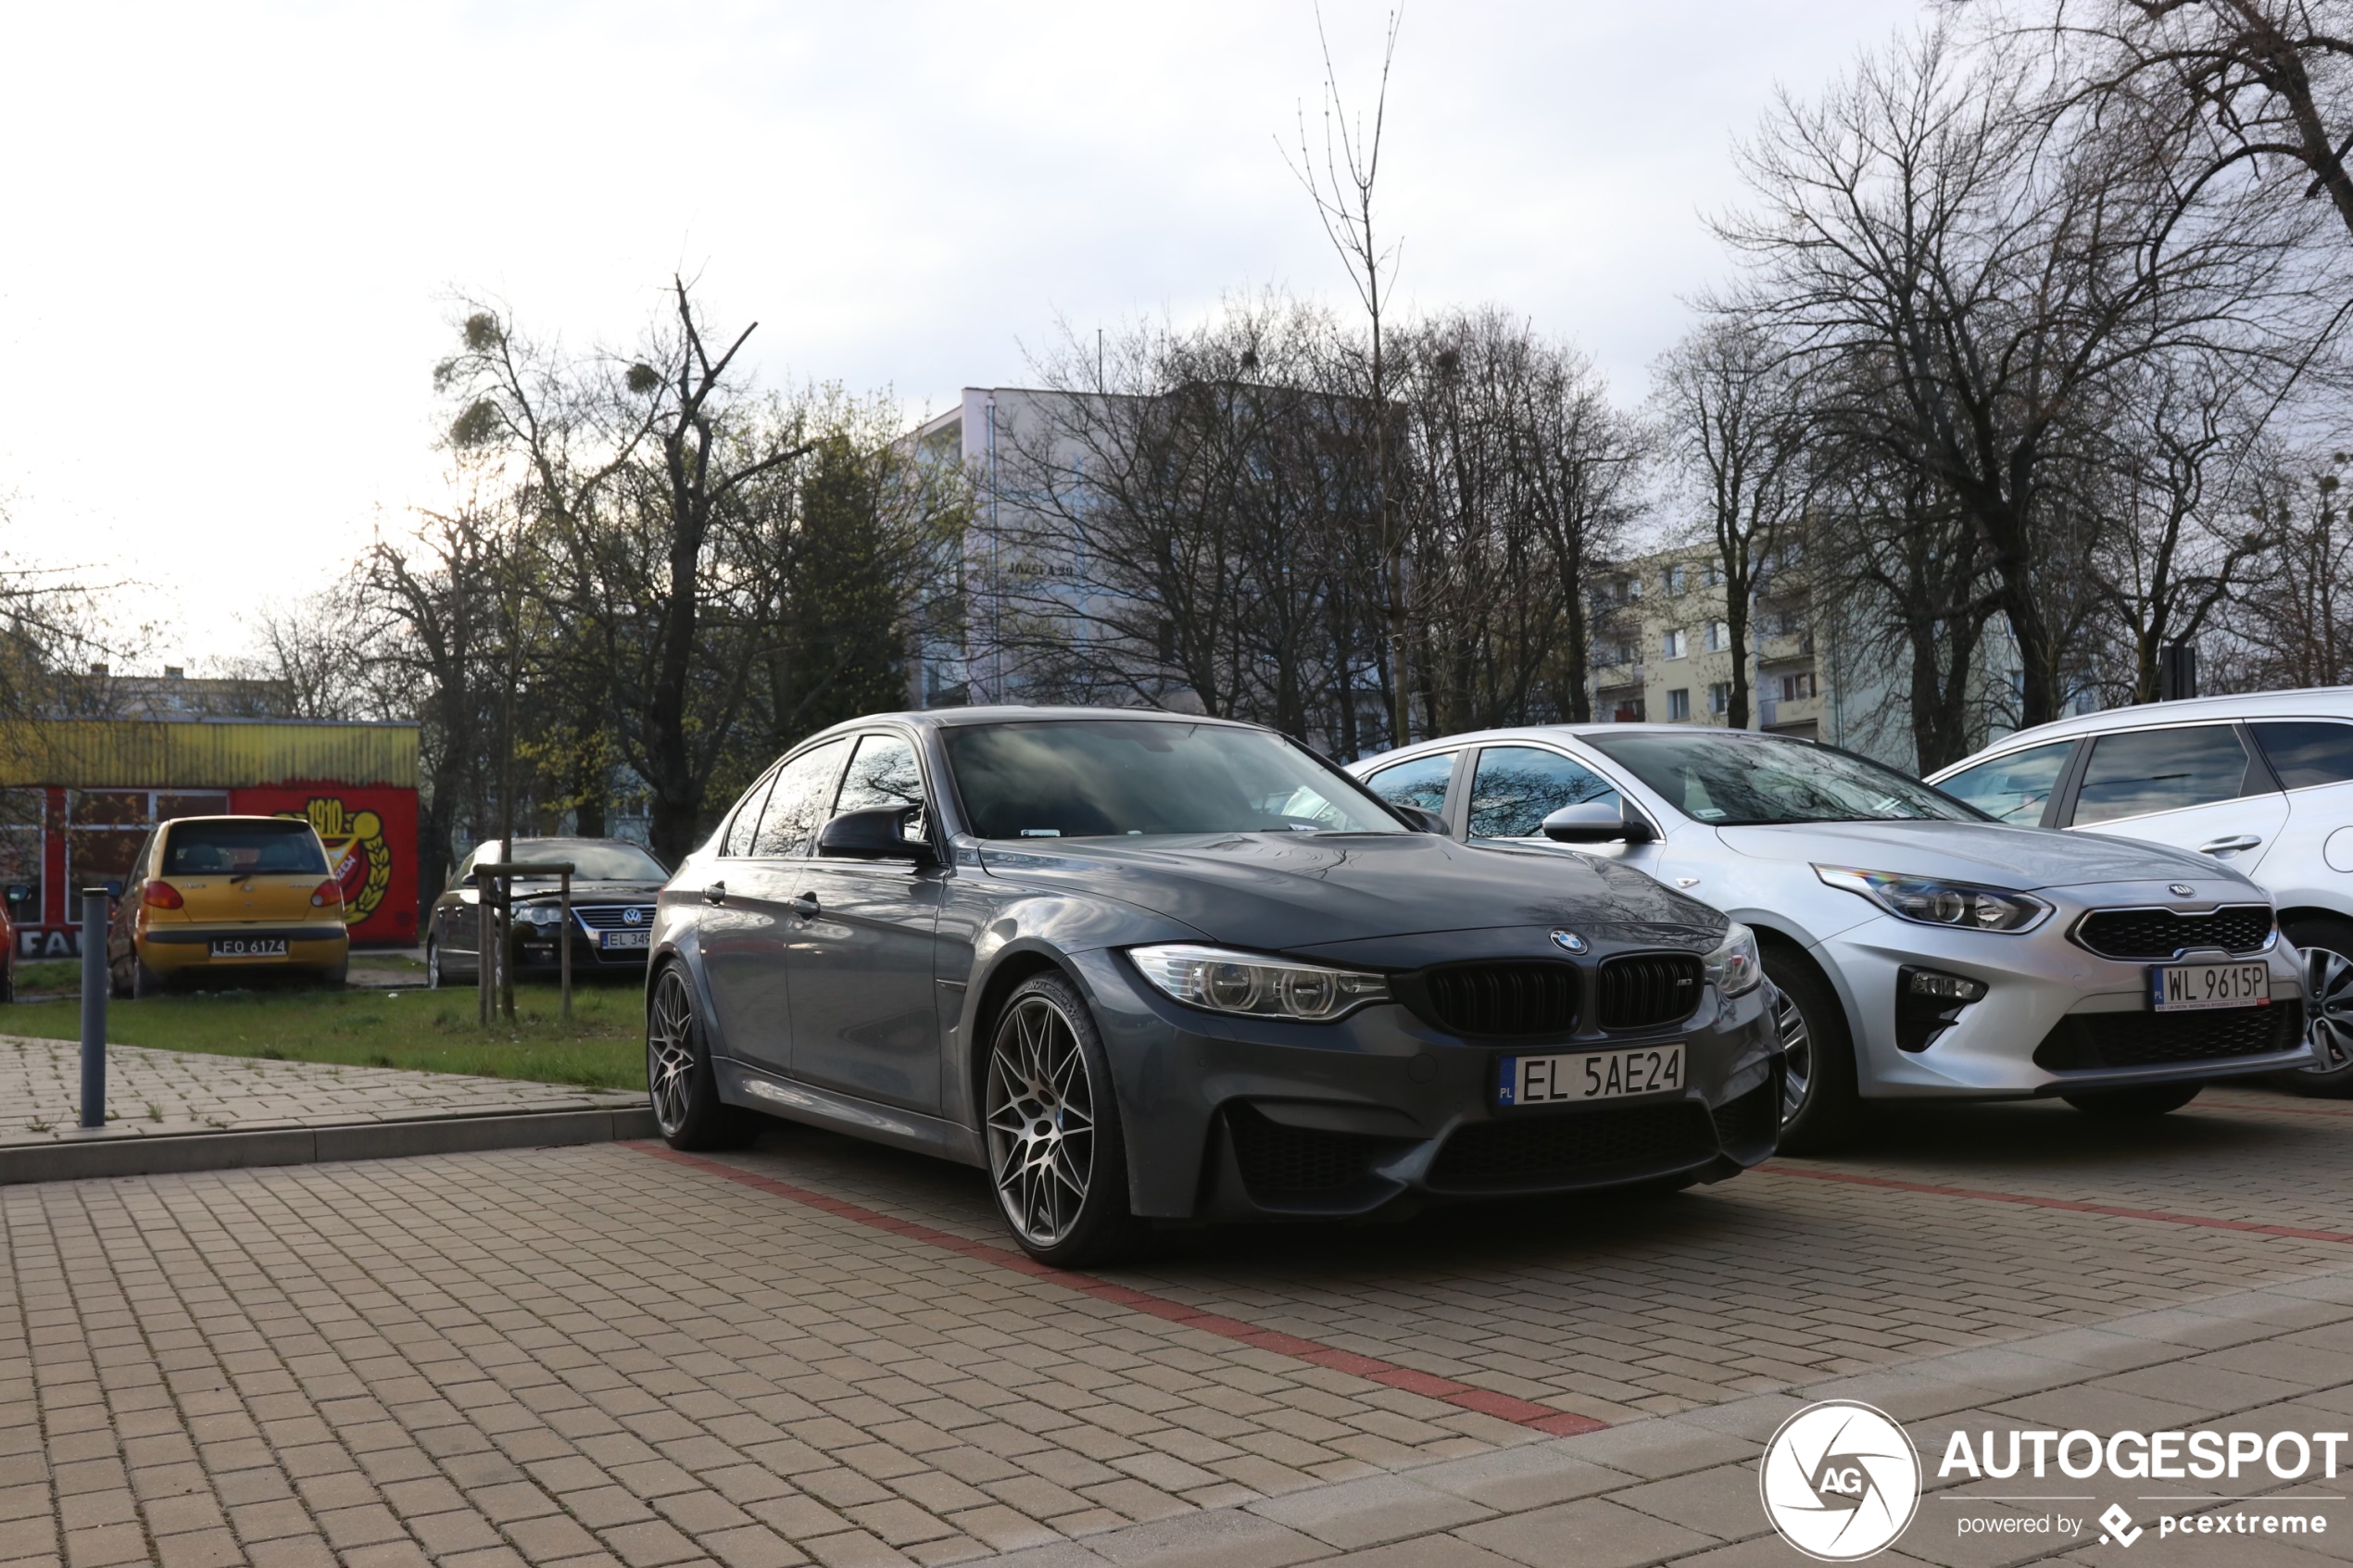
1705;922;1763;997
1128;944;1389;1022
1814;866;2051;933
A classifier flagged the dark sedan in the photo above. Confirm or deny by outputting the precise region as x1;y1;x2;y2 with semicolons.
425;837;671;986
647;709;1785;1266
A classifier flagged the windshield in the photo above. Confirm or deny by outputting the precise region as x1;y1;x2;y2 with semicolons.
163;821;328;876
1582;732;1983;827
486;841;670;881
945;721;1407;839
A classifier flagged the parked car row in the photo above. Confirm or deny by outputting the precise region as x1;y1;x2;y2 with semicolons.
635;692;2346;1266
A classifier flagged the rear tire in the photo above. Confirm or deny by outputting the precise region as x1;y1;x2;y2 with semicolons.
647;963;758;1150
2275;916;2353;1098
132;958;167;999
1764;948;1860;1155
2063;1083;2202;1118
983;972;1146;1268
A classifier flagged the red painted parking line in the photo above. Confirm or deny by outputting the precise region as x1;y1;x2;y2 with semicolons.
631;1143;1604;1436
1762;1164;2353;1246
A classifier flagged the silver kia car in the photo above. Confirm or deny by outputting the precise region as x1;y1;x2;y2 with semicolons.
1353;725;2310;1151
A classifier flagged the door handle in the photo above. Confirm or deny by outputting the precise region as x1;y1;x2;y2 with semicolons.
2196;834;2263;856
702;882;726;904
789;892;821;917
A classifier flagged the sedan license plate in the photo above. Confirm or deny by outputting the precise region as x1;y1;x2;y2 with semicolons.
209;937;288;960
599;929;650;951
1499;1044;1683;1109
2151;960;2270;1012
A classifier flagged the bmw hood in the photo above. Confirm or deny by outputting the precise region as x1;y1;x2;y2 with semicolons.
975;832;1726;953
1715;820;2253;891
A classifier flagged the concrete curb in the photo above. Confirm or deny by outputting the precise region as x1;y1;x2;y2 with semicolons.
0;1105;659;1185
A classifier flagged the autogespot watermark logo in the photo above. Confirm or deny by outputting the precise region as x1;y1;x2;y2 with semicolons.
1761;1401;1922;1561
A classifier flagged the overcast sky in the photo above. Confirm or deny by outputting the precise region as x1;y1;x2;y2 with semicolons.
0;0;1926;669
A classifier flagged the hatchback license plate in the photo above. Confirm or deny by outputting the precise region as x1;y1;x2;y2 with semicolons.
599;930;650;950
1499;1044;1683;1108
210;937;288;960
2151;960;2270;1012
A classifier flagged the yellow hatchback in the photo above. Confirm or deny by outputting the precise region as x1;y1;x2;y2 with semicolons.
109;816;351;996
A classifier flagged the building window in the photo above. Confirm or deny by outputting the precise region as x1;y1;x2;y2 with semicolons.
1667;689;1692;722
1702;560;1721;587
1664;565;1686;596
1708;682;1732;715
1705;621;1732;653
1662;629;1687;659
1611;697;1646;722
1780;671;1818;702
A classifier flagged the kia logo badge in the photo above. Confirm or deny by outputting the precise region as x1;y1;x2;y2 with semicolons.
1550;930;1587;954
2169;884;2196;897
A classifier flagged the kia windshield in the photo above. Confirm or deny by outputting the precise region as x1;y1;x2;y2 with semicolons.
1582;732;1983;826
945;721;1406;838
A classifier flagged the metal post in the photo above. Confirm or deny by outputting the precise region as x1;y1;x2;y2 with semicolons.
476;871;491;1026
80;889;107;1129
559;869;572;1022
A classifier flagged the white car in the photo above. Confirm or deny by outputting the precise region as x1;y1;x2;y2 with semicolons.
1352;725;2310;1151
1929;687;2353;1096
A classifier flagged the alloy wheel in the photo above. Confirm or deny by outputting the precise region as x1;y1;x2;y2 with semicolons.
2305;946;2353;1076
985;995;1097;1249
647;968;698;1135
1777;988;1814;1125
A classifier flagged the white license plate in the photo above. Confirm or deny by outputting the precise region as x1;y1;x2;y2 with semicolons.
210;937;288;960
2150;960;2271;1012
599;929;650;950
1499;1044;1684;1108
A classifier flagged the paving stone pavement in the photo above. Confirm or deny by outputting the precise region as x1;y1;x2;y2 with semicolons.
0;1035;641;1150
5;1082;2353;1568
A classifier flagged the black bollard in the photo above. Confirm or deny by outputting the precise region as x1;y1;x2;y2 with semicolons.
80;888;107;1129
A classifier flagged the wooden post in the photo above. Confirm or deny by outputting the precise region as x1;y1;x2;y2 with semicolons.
476;870;491;1026
498;870;515;1022
472;861;576;1031
559;868;573;1023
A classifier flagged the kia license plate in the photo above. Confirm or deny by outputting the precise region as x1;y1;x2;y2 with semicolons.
2150;960;2270;1012
1499;1044;1683;1108
209;937;288;960
599;929;650;950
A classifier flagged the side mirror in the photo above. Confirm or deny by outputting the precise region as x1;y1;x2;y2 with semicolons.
818;806;931;860
1541;801;1656;845
1395;804;1448;834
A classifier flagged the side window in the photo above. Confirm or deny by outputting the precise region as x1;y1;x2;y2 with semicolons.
753;739;851;859
2070;726;2263;827
722;771;778;858
2252;721;2353;790
833;734;925;827
1468;746;1622;838
447;847;477;891
1934;740;2074;825
1363;752;1455;816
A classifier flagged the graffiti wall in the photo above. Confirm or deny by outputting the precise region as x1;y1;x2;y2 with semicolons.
231;784;420;947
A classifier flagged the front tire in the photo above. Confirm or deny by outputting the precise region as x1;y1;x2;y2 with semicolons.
647;963;757;1150
1765;950;1859;1155
2064;1083;2202;1117
983;972;1142;1268
426;941;445;988
2276;916;2353;1098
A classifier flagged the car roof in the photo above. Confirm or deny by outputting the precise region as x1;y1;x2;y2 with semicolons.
1353;722;1816;766
1938;686;2353;768
811;705;1267;738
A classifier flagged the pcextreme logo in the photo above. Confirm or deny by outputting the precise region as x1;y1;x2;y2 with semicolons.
278;797;392;926
1760;1401;1921;1562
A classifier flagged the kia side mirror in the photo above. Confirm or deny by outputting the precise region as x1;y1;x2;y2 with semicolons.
1541;802;1656;845
817;806;932;860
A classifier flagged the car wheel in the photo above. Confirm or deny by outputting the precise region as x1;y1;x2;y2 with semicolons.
425;942;444;988
2063;1083;2202;1117
983;972;1143;1268
132;957;167;999
1764;950;1860;1155
2276;916;2353;1098
646;963;757;1150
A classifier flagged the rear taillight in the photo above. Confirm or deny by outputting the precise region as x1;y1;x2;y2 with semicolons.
143;880;183;909
311;881;343;909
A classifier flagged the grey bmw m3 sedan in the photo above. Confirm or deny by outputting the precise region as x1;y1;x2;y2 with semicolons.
646;707;1784;1265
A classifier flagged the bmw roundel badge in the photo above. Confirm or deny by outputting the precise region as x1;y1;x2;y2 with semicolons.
1549;929;1588;954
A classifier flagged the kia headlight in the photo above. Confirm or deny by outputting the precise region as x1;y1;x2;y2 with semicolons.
1814;866;2050;933
1128;944;1389;1022
1705;922;1763;997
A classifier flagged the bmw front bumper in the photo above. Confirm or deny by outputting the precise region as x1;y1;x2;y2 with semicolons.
1061;938;1784;1222
1818;879;2311;1100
